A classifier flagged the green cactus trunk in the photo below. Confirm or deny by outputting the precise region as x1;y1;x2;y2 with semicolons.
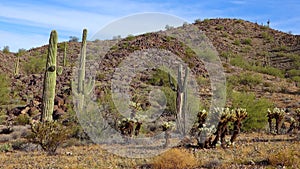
63;42;67;66
41;30;58;122
14;54;20;76
78;29;87;94
73;29;94;111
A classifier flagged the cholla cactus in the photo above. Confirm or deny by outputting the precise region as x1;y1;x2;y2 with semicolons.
212;107;234;147
162;121;175;131
197;109;208;126
267;107;285;134
230;108;248;144
162;121;175;148
118;117;143;137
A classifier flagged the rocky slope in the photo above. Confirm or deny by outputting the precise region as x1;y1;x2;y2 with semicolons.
0;18;299;123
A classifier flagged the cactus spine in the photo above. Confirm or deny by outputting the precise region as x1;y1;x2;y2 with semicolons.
41;30;58;122
73;29;94;111
63;42;67;66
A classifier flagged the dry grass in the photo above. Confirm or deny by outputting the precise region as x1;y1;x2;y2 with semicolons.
268;147;300;168
0;133;299;168
152;148;198;169
0;144;147;169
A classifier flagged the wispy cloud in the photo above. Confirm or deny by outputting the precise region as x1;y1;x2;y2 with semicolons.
230;1;246;5
0;0;299;52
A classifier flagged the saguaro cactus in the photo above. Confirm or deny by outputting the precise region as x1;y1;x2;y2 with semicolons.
72;29;94;111
41;30;58;122
63;42;67;66
169;65;188;135
14;54;20;76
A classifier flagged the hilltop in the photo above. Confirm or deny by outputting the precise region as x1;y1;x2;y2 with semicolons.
0;18;299;169
0;18;298;109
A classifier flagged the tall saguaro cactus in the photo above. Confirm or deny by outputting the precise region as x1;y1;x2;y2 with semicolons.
63;42;67;66
14;54;20;76
41;30;58;122
73;29;94;111
169;64;188;134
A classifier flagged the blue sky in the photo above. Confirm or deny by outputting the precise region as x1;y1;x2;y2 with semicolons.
0;0;299;52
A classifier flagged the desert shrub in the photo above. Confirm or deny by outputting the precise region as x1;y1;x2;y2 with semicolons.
228;73;262;87
268;149;300;168
23;54;47;74
241;38;252;45
287;69;300;76
194;19;201;24
272;45;288;52
292;76;300;83
256;66;284;78
230;55;284;78
69;36;79;42
14;114;30;125
215;25;224;30
125;34;135;41
28;121;71;155
0;109;7;125
2;46;10;54
233;39;240;46
261;32;274;42
17;48;26;56
152;148;198;169
0;73;10;105
0;143;12;152
231;92;273;131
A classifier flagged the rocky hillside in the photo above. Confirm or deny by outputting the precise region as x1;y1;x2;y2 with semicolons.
0;18;299;124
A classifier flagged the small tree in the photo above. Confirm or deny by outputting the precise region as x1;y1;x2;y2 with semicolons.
2;46;10;54
69;36;79;42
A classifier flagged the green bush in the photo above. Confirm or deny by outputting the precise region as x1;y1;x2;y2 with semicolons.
228;73;262;87
0;73;10;105
241;38;252;45
2;46;10;54
0;109;6;125
0;143;12;152
230;55;284;78
261;32;274;42
231;92;273;131
14;114;30;125
233;39;240;46
28;121;71;155
23;54;47;74
215;25;224;30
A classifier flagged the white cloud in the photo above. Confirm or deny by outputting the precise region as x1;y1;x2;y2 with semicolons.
0;3;114;34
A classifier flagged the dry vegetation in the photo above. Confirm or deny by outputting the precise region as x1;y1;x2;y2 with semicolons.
0;133;299;168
